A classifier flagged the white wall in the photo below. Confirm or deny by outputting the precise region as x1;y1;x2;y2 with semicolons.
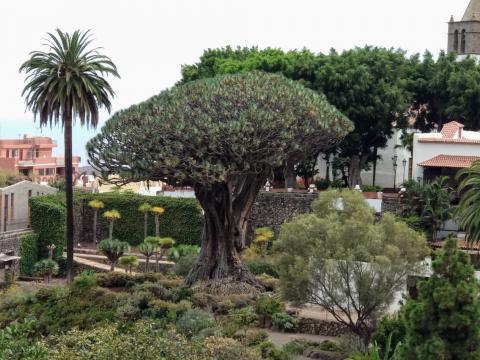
412;135;480;181
0;181;57;231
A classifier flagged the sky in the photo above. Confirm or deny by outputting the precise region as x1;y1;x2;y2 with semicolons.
0;0;470;165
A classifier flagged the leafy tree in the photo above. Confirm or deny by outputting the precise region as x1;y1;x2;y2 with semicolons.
138;203;152;238
276;189;428;343
229;306;258;337
456;160;480;243
20;29;119;281
98;239;128;271
33;259;59;283
398;237;480;359
88;199;104;243
180;46;411;188
150;206;165;237
119;255;138;274
103;209;121;240
87;71;352;288
138;241;157;272
294;155;319;188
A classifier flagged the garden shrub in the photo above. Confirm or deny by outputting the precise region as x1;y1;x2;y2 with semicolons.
271;312;298;332
319;340;341;352
173;252;198;277
145;299;192;321
175;308;218;339
371;313;406;358
95;272;182;289
245;258;279;277
256;274;280;291
243;330;269;346
70;270;97;294
168;244;200;260
44;322;260;360
132;282;170;300
192;292;218;310
19;233;39;276
0;320;48;360
30;194;66;260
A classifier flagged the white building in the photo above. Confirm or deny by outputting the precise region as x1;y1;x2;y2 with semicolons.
0;181;57;232
412;121;480;182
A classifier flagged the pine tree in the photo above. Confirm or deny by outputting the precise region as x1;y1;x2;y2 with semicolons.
399;237;480;359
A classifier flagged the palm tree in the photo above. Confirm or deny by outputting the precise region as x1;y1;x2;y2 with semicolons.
457;160;480;243
150;206;165;237
138;203;152;238
103;209;121;240
20;29;119;282
88;199;104;243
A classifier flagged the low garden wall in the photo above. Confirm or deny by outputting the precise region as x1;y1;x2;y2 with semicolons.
0;229;33;274
296;317;349;337
247;191;317;241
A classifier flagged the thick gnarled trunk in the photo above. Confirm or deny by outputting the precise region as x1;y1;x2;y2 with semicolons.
185;176;265;289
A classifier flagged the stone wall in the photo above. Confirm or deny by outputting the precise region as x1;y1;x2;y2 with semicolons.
0;229;33;273
381;196;406;215
296;317;349;337
247;192;317;242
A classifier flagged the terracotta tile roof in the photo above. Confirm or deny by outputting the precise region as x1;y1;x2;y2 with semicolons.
418;155;480;168
441;121;464;139
432;239;480;251
418;138;480;144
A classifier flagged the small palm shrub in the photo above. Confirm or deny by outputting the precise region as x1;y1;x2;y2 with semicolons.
98;239;129;271
88;200;104;243
119;255;139;274
33;259;59;283
138;241;158;272
103;209;121;240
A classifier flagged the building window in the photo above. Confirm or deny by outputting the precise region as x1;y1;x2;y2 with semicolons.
454;29;459;52
38;169;45;176
35;148;40;158
3;194;8;232
46;168;54;176
461;29;466;53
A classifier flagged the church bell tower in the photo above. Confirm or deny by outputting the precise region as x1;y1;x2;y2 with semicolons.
448;0;480;56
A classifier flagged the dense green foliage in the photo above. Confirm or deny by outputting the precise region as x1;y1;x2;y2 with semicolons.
33;259;59;283
30;193;203;247
0;320;48;360
398;237;480;359
19;233;39;277
277;190;428;342
457;160;480;243
29;195;65;260
371;314;406;358
401;177;454;240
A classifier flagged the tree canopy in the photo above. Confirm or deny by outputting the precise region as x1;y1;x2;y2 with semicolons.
88;71;352;288
276;189;428;342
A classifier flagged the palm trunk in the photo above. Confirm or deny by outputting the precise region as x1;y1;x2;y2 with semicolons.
109;221;113;240
145;256;150;272
155;216;159;237
144;213;148;238
93;210;98;243
65;103;74;283
185;179;264;288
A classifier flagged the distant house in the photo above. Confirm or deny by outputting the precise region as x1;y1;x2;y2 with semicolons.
0;181;57;232
412;121;480;183
0;135;80;183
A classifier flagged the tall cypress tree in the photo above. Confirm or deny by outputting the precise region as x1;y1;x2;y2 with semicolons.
399;237;480;359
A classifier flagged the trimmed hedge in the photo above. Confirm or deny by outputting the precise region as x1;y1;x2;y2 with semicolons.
19;233;39;276
78;192;203;246
30;194;66;260
30;192;203;248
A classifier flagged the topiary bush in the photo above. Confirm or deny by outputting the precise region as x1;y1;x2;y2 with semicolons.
30;194;66;260
19;233;39;276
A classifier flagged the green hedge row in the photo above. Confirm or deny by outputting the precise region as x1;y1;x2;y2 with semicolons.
79;192;204;246
29;192;204;248
30;194;66;260
19;233;39;276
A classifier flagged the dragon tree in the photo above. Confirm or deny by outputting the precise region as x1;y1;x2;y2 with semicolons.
87;71;352;291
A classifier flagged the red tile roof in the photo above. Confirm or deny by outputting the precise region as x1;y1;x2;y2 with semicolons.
441;121;464;139
432;239;480;251
418;138;480;144
418;155;480;168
